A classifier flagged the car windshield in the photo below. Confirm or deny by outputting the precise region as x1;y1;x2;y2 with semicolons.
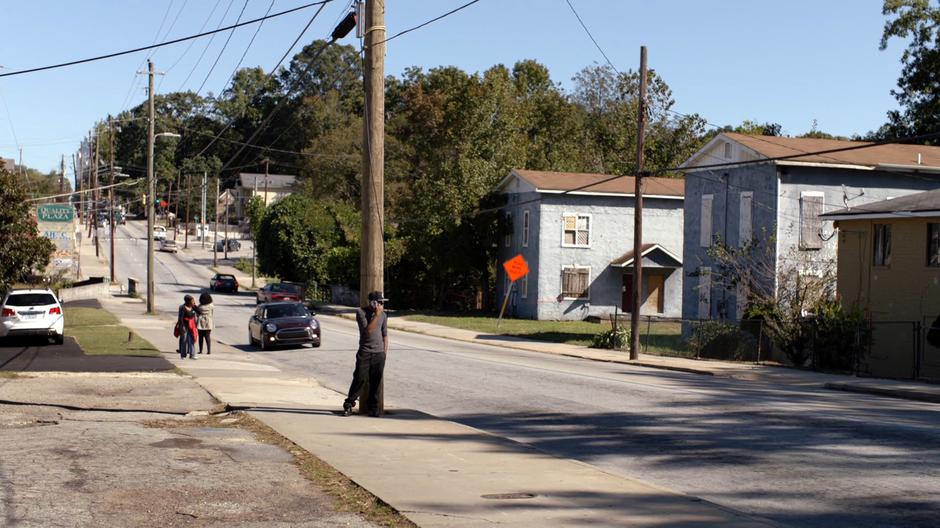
217;275;235;281
272;284;301;293
266;304;308;318
5;293;57;307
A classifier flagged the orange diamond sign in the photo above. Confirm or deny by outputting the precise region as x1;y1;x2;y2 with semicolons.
503;254;530;282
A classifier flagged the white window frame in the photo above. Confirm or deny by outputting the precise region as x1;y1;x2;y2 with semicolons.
739;191;753;247
561;265;591;300
522;209;530;248
700;195;714;247
873;223;891;267
723;142;732;159
520;275;528;299
800;191;825;250
698;267;711;320
561;212;592;248
504;212;512;248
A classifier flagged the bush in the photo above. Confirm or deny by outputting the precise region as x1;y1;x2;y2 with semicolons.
233;258;253;274
591;327;631;350
811;299;867;371
688;320;756;361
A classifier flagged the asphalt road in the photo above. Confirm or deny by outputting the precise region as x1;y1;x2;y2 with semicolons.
107;220;940;528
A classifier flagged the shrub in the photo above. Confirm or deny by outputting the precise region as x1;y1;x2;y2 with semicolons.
688;320;756;361
811;299;868;371
591;327;631;350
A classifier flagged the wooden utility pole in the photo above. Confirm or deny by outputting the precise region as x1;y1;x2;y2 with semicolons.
146;60;156;314
201;172;207;249
360;0;385;306
59;156;65;199
630;46;648;360
76;152;83;223
213;178;220;267
93;124;100;258
108;115;116;283
184;172;191;249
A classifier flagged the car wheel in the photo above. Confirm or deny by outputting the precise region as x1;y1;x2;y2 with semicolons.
260;334;269;351
312;341;321;348
54;333;64;345
249;330;256;347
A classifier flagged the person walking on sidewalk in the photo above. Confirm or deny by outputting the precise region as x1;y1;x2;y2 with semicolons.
343;291;389;417
196;292;214;355
177;295;198;360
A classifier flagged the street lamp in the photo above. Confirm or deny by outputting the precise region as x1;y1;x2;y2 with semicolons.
146;131;180;315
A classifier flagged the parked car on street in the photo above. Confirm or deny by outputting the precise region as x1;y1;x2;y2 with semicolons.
256;282;303;304
209;273;239;293
159;239;178;253
248;301;320;350
215;238;241;252
0;289;65;344
153;225;167;240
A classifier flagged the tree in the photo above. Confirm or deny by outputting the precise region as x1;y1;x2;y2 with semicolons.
879;0;940;141
0;170;55;284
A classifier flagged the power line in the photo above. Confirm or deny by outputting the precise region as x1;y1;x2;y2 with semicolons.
0;0;336;78
214;0;276;97
179;0;237;91
374;0;483;46
194;0;249;95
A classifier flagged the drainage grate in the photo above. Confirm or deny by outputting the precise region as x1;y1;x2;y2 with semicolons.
481;492;537;500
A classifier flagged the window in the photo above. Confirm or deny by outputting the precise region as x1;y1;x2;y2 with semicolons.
561;266;590;299
873;224;891;267
521;275;528;299
739;192;753;246
562;213;591;247
800;192;824;250
700;195;714;247
723;142;732;159
522;210;530;247
504;212;512;247
928;224;940;267
698;267;711;319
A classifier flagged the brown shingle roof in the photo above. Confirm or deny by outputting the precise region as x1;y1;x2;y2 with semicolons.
724;133;940;168
512;169;684;197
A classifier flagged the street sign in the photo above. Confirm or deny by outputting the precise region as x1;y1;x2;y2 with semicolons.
502;254;530;282
36;204;74;222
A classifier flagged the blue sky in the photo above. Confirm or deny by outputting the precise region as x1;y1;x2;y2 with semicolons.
0;0;906;177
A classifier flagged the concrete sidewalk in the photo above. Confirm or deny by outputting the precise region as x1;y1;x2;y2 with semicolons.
316;305;940;405
101;294;773;527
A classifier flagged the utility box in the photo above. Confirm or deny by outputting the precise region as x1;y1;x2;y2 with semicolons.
127;277;139;296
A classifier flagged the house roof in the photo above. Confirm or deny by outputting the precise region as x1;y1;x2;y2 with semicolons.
609;243;682;268
821;188;940;220
497;169;684;199
682;132;940;172
238;173;297;189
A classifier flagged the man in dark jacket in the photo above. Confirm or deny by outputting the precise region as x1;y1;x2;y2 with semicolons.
343;291;389;417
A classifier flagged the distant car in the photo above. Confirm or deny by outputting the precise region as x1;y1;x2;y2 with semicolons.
209;273;239;293
248;302;320;350
159;239;178;253
215;238;241;252
153;226;167;240
0;289;65;344
256;282;303;304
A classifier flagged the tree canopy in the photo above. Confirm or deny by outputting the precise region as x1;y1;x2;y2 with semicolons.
0;170;55;285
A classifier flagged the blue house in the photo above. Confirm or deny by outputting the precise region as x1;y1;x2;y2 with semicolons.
679;133;940;323
494;169;685;320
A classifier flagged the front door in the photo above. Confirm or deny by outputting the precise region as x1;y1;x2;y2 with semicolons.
644;273;665;314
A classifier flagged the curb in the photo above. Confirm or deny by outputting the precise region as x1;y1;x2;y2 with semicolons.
825;382;940;404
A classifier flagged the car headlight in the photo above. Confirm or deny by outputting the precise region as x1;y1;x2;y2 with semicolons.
309;319;319;329
264;323;277;333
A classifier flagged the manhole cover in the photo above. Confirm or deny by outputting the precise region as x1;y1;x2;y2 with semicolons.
481;493;537;500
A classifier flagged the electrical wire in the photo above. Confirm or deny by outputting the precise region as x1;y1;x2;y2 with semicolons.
163;0;223;77
373;0;483;46
194;0;249;96
178;0;237;91
0;1;336;78
214;0;276;97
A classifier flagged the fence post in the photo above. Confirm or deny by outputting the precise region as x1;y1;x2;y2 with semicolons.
756;320;763;364
645;315;652;353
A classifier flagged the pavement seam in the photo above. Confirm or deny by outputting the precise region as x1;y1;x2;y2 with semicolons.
0;398;192;415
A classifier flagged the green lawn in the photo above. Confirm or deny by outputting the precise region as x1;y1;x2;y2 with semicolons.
65;307;160;356
404;313;691;357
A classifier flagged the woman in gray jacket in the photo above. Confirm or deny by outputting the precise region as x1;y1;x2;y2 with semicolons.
197;292;214;354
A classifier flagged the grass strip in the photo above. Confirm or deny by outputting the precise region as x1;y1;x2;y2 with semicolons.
65;306;159;356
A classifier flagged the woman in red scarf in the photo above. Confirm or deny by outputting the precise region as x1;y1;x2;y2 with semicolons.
177;295;198;359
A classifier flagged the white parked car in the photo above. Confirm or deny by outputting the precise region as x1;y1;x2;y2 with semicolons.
159;238;178;253
0;289;65;344
153;226;167;240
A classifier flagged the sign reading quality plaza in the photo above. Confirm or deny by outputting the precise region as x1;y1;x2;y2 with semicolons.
35;204;79;276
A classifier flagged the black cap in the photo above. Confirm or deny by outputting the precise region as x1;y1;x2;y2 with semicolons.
368;291;388;302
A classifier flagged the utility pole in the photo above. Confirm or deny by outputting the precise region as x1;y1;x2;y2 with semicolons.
168;176;175;230
76;152;83;223
361;0;385;305
201;171;207;249
93;124;100;258
108;115;116;283
59;155;65;199
213;178;220;267
184;172;191;249
146;60;157;314
630;46;648;360
223;193;230;260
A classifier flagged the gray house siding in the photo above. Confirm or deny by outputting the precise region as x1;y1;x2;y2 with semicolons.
682;163;940;324
498;192;541;319
498;194;684;321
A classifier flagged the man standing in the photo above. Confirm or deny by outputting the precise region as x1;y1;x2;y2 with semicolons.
343;291;389;417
